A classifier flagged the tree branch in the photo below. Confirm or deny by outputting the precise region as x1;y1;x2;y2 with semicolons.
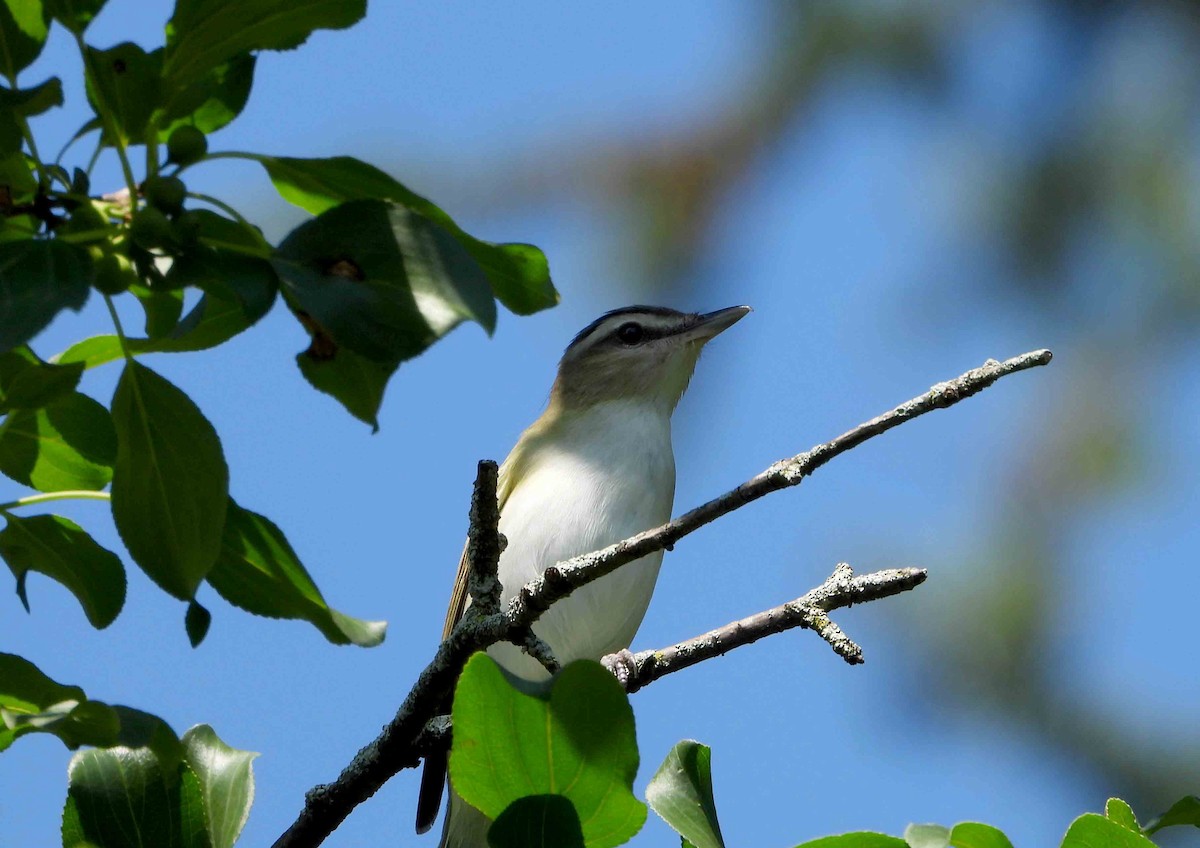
465;459;503;614
271;349;1051;848
616;562;927;693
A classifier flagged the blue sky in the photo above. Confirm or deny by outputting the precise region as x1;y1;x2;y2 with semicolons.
5;3;1200;847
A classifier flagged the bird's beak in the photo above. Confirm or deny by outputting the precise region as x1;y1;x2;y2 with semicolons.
684;305;752;343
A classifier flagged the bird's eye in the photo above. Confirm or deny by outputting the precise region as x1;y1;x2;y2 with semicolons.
616;322;644;345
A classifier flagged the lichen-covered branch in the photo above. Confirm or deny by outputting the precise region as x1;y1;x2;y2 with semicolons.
465;459;503;614
616;563;928;693
271;349;1052;848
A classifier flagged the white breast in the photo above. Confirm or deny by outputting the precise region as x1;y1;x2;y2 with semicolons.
485;401;676;682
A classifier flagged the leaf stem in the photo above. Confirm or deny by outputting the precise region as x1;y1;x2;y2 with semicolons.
0;490;111;512
102;293;133;361
17;114;51;190
186;192;256;231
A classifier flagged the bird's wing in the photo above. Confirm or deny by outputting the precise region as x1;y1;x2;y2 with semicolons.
416;449;526;834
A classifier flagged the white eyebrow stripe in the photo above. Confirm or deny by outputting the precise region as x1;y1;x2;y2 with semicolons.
567;311;694;355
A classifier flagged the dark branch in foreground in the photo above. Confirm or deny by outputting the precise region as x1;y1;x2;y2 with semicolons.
271;349;1052;848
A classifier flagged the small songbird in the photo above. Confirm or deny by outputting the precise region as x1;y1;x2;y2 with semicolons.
417;304;751;847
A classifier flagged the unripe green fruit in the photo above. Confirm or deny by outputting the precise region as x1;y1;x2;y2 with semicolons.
60;202;110;244
143;176;186;217
166;126;207;166
129;206;176;250
91;249;137;295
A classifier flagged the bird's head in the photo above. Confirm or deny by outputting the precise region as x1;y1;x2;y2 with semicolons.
549;305;750;413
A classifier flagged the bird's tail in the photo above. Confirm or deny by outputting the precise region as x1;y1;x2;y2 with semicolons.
438;788;491;848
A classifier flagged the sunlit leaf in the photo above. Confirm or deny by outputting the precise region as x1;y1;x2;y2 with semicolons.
904;824;950;848
62;745;207;848
1060;814;1155;848
451;656;645;848
646;740;726;848
791;835;908;848
948;822;1014;848
182;724;257;848
1104;799;1139;834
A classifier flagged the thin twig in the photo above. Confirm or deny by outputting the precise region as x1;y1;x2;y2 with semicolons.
270;349;1051;848
617;563;927;693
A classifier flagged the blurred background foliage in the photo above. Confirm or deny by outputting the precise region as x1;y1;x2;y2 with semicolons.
395;0;1200;826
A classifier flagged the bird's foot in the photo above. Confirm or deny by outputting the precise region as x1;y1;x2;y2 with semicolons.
601;648;638;689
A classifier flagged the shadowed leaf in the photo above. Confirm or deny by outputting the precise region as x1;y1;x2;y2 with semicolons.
0;514;124;628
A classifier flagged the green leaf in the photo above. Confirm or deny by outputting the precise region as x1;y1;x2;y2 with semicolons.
185;599;210;646
489;795;585;848
295;343;394;430
1104;800;1139;834
0;0;50;78
163;0;365;90
949;822;1014;848
0;239;92;353
62;745;208;848
56;290;276;372
110;360;228;600
795;836;908;848
254;155;558;314
0;513;124;627
0;652;119;752
451;656;646;848
206;499;385;646
646;741;726;848
905;824;950;848
0;77;63;153
109;705;183;772
792;835;908;848
83;43;163;146
0;391;116;490
0;75;62;115
55;334;124;368
1060;814;1156;848
182;724;257;848
158;53;255;138
274;199;495;362
1144;796;1200;835
0;345;84;411
130;283;185;340
44;0;105;33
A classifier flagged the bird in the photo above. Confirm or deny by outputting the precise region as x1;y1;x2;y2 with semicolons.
417;304;751;847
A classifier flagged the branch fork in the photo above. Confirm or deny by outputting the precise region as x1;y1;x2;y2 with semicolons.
272;349;1052;848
